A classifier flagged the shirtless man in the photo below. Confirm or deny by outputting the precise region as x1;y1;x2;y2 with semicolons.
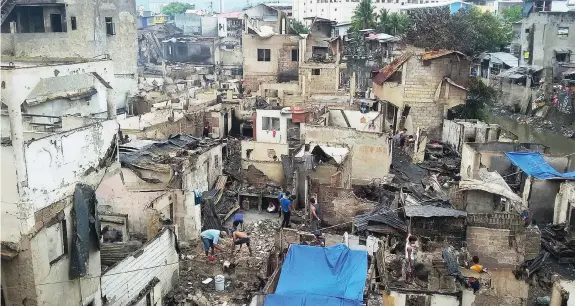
231;230;253;256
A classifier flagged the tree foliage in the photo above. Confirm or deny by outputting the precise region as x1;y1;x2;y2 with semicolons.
404;7;512;54
501;6;523;23
376;8;411;36
351;0;377;31
290;19;309;34
161;2;195;17
451;77;496;121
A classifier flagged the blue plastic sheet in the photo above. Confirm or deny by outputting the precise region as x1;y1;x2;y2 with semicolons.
505;152;575;180
264;244;367;306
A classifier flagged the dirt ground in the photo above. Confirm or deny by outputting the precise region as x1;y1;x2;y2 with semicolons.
164;218;281;306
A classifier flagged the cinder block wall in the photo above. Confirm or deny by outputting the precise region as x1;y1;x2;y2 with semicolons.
466;227;523;268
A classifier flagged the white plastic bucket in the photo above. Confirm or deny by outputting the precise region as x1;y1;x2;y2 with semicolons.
214;274;225;291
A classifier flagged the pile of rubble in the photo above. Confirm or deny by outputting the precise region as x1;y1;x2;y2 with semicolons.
541;223;575;263
165;219;281;305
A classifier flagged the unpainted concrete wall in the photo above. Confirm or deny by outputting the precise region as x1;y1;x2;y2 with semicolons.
241;141;289;161
466;227;523;268
101;228;179;306
328;109;383;132
242;34;300;91
524;177;561;224
553;182;575;224
304;125;391;184
242;160;284;184
2;197;103;306
299;64;339;94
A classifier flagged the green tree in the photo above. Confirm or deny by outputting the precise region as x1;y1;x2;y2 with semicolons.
451;77;496;121
290;19;309;34
161;2;195;17
351;0;376;31
501;6;523;23
376;8;411;36
404;7;512;54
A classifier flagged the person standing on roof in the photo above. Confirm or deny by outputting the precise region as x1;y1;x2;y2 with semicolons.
310;198;321;233
281;194;296;228
200;229;226;260
401;235;418;283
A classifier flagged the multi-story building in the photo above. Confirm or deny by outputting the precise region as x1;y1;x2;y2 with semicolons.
519;10;575;78
1;0;138;113
292;0;452;22
1;57;120;306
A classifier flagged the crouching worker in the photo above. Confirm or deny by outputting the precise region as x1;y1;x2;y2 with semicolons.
231;230;253;256
200;229;226;260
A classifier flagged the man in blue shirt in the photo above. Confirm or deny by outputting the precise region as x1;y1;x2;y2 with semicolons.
281;194;296;228
200;229;226;258
276;191;290;217
233;209;244;231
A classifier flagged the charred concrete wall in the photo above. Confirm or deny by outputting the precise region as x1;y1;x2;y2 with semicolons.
554;182;575;224
309;181;371;226
242;34;300;92
304;125;391;184
101;228;179;306
410;217;466;245
2;0;138;109
523;177;562;224
2;197;102;306
120;110;205;140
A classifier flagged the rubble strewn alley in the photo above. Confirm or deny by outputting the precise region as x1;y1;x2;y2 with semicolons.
1;0;575;306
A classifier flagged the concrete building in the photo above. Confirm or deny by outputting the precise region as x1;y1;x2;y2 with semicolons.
292;0;452;22
303;124;392;184
1;0;138;112
241;108;293;184
105;136;224;240
441;119;500;154
519;11;575;78
242;4;301;91
460;142;574;223
372;49;471;137
1;58;120;305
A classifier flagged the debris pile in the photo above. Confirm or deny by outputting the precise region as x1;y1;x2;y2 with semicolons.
165;219;281;305
541;223;575;263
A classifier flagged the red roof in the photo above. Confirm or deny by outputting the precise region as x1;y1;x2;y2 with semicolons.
372;52;413;85
216;10;243;18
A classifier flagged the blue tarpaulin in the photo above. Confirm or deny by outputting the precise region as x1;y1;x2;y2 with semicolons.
505;152;575;180
264;244;367;306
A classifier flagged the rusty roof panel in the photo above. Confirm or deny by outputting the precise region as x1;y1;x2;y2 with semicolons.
372;52;413;85
422;49;467;61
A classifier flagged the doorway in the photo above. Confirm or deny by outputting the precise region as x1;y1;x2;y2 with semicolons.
50;14;63;32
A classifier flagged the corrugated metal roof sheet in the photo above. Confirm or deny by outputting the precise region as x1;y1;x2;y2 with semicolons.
373;52;413;85
444;77;468;91
422;50;467;60
404;205;467;218
487;52;519;68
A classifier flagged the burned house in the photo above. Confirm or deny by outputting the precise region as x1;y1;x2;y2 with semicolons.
442;119;501;154
1;59;120;305
372;49;471;137
98;135;224;240
242;4;301;91
1;0;138;111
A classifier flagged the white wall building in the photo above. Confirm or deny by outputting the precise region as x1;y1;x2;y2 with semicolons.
292;0;451;22
1;58;120;306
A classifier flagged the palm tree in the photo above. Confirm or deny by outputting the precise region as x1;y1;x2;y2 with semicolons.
352;0;376;31
376;8;410;36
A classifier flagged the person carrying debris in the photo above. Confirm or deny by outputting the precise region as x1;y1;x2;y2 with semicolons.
231;229;253;256
233;209;244;231
200;229;226;260
281;194;296;228
310;198;321;233
401;235;418;283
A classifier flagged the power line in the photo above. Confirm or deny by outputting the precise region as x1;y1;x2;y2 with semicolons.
2;261;180;290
